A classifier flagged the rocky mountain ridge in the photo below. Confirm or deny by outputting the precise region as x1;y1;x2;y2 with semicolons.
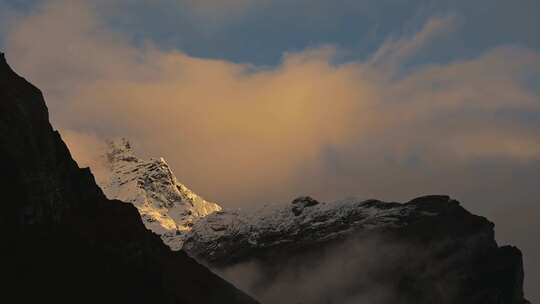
0;52;258;304
188;195;530;304
100;139;531;303
102;138;222;250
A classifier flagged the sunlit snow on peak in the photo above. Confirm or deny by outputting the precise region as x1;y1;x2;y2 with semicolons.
100;138;222;250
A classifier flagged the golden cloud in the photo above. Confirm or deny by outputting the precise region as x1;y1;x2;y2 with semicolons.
4;0;540;207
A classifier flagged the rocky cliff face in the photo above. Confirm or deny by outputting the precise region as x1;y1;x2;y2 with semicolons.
0;53;258;304
184;196;529;304
102;138;222;250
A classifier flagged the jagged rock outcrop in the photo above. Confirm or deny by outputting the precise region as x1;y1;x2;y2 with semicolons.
102;139;222;250
183;195;529;304
0;53;258;304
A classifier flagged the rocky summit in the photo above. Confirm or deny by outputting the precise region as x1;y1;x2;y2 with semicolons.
102;138;222;250
185;195;530;304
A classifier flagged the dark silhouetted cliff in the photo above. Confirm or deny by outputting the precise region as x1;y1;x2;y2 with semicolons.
0;52;258;304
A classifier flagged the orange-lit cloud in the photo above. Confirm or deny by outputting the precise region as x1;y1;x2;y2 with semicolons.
3;0;540;210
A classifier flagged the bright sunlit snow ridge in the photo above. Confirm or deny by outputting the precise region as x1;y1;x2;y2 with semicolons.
101;139;222;250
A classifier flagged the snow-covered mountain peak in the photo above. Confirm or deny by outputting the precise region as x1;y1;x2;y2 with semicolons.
100;138;222;250
99;140;443;257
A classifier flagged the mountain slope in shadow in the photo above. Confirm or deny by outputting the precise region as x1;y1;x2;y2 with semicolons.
0;52;258;304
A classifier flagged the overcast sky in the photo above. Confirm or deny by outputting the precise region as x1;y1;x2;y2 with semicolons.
1;0;539;301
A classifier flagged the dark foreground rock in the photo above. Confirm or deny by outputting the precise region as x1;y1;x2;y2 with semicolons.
0;53;258;304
